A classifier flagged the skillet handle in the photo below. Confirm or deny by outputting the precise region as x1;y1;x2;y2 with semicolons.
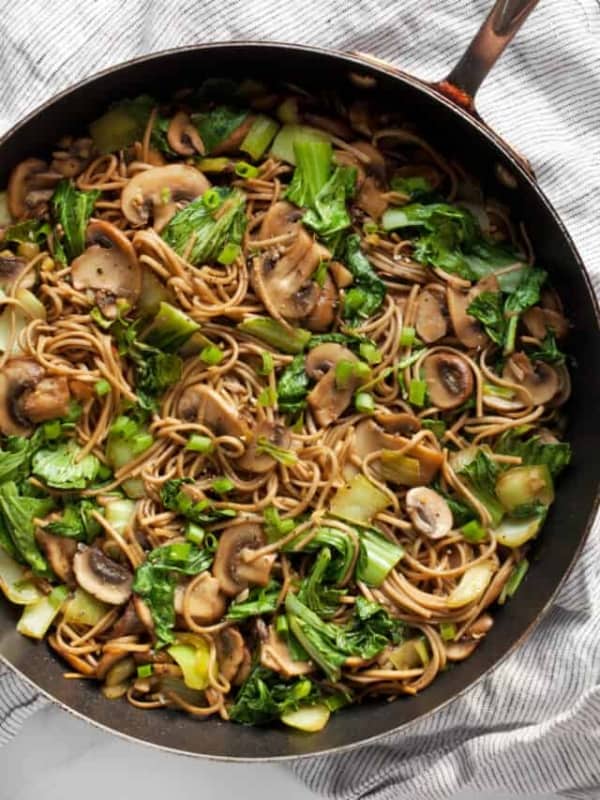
436;0;541;110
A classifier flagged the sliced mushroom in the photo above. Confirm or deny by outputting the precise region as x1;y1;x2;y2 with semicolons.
95;651;129;681
258;200;303;240
445;639;479;661
121;164;210;231
109;600;145;638
174;574;226;625
336;141;388;219
71;220;142;317
212;523;275;597
466;613;494;638
260;626;313;677
7;158;60;219
73;546;133;605
50;137;93;179
329;260;353;288
351;419;443;484
374;411;421;436
405;487;453;539
177;384;249;439
21;375;71;423
236;420;291;474
303;272;337;332
36;530;77;585
423;352;474;410
211;115;255;156
447;286;488;349
306;343;359;427
0;358;44;436
216;627;246;683
167;112;205;156
522;306;569;341
415;288;448;343
548;363;571;408
0;255;35;291
502;352;559;405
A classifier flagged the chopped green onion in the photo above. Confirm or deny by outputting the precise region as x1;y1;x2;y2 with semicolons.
199;344;224;365
168;542;192;563
359;342;382;365
335;360;354;389
461;519;487;543
440;622;457;641
314;260;329;288
408;379;427;407
110;415;138;438
212;477;234;495
421;418;446;439
197;157;231;173
258;386;277;407
238;317;311;355
264;506;296;542
131;432;154;455
355;529;405;587
240;114;279;160
234;161;259;179
399;326;416;347
94;379;111;396
137;663;154;679
354;391;375;414
217;243;240;265
185;434;214;454
344;287;368;313
202;188;222;210
43;420;62;440
185;522;206;545
499;559;530;604
258;352;274;375
257;437;297;466
396;350;424;370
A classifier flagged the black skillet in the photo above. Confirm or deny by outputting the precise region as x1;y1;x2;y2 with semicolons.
0;0;598;761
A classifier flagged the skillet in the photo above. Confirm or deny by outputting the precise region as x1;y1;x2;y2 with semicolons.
0;0;598;760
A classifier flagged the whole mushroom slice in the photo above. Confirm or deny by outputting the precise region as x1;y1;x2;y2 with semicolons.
303;272;337;332
306;343;360;428
72;546;133;605
522;306;569;341
177;384;249;440
216;627;247;683
258;201;303;240
447;287;488;349
167;112;205;156
415;288;448;343
212;523;275;597
374;411;421;436
261;626;313;677
405;487;453;539
0;358;44;436
7;158;60;219
423;352;474;410
174;574;226;624
502;352;559;405
121;164;210;232
36;530;77;585
236;420;292;474
71;220;142;318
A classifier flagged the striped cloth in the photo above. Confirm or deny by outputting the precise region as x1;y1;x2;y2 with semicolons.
1;0;600;796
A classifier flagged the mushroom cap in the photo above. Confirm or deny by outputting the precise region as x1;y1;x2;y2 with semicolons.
405;487;453;539
72;546;133;605
0;358;45;436
21;375;71;424
303;272;337;332
174;574;226;624
415;288;448;343
216;626;247;683
502;352;559;405
522;306;569;341
177;384;249;439
236;420;292;474
447;287;488;349
423;351;474;410
212;523;274;597
306;343;359;427
71;220;142;317
121;164;210;231
374;411;421;436
167;112;205;156
7;158;54;218
260;626;313;677
36;529;77;585
259;201;303;240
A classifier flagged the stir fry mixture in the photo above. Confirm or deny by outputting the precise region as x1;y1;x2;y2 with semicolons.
0;79;572;732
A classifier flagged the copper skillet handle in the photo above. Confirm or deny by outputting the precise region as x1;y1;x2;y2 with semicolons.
434;0;542;176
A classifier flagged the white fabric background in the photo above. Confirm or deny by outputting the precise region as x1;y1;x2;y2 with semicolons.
0;1;599;797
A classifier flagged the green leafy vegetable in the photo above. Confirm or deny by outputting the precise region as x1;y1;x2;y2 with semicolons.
276;354;311;416
0;482;54;575
32;440;100;490
390;175;433;201
160;479;236;525
135;349;182;410
297;548;344;618
50;180;100;263
528;330;566;365
228;666;321;726
45;499;102;542
467;291;506;345
286;526;356;584
89;95;155;153
256;437;297;466
342;596;406;659
227;580;281;620
263;506;297;542
355;529;404;587
303;165;357;238
133;541;214;648
238;317;311;355
286;139;333;208
458;450;504;527
191;106;249;154
342;234;386;326
495;431;571;478
162;187;246;265
2;219;51;246
432;480;475;527
142;302;200;353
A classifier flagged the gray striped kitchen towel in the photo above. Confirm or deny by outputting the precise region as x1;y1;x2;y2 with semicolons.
1;0;599;796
